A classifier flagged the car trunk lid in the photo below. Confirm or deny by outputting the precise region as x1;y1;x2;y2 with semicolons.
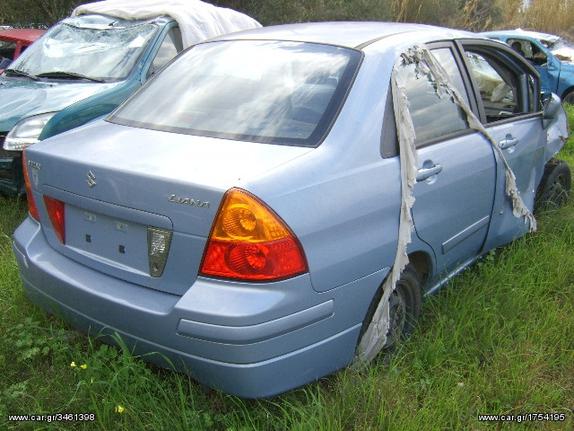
27;121;312;294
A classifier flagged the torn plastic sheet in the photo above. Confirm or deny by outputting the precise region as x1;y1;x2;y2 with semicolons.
354;61;419;364
73;0;261;49
355;45;537;364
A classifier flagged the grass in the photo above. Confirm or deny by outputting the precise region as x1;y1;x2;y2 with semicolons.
1;115;574;430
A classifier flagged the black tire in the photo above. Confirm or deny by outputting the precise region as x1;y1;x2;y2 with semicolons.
360;264;423;352
562;90;574;106
535;159;571;212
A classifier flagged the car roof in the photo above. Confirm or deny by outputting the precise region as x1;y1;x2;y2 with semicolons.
215;22;477;49
482;29;560;43
0;28;45;44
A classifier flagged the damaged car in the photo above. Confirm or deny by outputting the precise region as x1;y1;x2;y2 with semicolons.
0;28;45;72
483;29;574;104
0;0;260;195
13;22;570;398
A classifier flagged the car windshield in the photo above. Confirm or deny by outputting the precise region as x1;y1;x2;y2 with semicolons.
7;20;157;81
109;40;361;146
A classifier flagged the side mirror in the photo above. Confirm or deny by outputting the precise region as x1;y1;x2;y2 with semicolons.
542;92;562;128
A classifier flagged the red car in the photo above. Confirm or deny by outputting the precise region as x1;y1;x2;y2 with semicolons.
0;28;45;71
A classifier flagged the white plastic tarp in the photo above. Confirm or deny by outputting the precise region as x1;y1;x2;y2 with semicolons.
355;45;537;364
73;0;261;48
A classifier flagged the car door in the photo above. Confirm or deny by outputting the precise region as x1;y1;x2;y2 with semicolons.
396;43;497;275
460;41;545;250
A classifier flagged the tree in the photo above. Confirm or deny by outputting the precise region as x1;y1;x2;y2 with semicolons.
0;0;85;27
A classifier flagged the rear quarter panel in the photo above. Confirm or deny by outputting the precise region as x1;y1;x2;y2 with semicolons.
244;51;402;293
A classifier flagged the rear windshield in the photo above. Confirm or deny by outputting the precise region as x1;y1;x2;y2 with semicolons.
109;40;361;146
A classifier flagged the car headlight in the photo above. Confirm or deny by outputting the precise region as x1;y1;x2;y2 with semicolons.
3;112;57;151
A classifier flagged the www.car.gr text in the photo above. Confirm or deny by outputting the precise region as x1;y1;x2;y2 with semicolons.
478;412;567;423
8;413;96;423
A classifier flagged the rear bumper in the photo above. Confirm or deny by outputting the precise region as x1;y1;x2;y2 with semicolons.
13;217;387;398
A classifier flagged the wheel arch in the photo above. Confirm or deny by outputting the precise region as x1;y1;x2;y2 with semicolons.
358;249;432;338
408;250;433;284
560;85;574;101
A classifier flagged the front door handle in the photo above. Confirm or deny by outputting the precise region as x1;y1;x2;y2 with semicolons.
416;164;443;182
499;135;519;149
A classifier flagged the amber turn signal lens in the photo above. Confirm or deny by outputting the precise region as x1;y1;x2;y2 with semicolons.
22;150;40;221
200;188;308;281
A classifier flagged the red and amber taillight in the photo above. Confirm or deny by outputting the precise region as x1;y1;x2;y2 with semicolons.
200;188;308;282
22;150;39;221
22;151;66;243
43;196;65;243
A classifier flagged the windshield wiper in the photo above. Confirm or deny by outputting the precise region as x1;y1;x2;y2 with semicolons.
4;69;40;81
36;71;105;83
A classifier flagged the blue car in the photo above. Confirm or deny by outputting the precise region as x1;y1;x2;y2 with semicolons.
13;23;570;398
482;29;574;103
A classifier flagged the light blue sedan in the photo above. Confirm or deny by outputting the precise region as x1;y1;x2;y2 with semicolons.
13;22;570;398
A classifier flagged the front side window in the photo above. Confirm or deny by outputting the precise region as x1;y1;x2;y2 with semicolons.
110;40;361;146
395;56;468;146
8;19;157;81
465;51;518;122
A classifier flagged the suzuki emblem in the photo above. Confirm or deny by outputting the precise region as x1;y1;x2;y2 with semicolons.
86;170;96;188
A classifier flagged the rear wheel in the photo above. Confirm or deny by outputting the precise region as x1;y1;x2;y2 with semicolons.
535;159;571;212
360;264;423;353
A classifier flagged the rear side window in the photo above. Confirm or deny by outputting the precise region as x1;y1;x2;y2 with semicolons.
395;55;468;146
111;40;361;147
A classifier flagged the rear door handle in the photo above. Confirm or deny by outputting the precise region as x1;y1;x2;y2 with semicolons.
499;135;519;149
416;164;443;182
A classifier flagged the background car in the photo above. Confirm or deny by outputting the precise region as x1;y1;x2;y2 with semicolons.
0;28;44;72
13;22;569;398
0;0;260;195
482;29;574;104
